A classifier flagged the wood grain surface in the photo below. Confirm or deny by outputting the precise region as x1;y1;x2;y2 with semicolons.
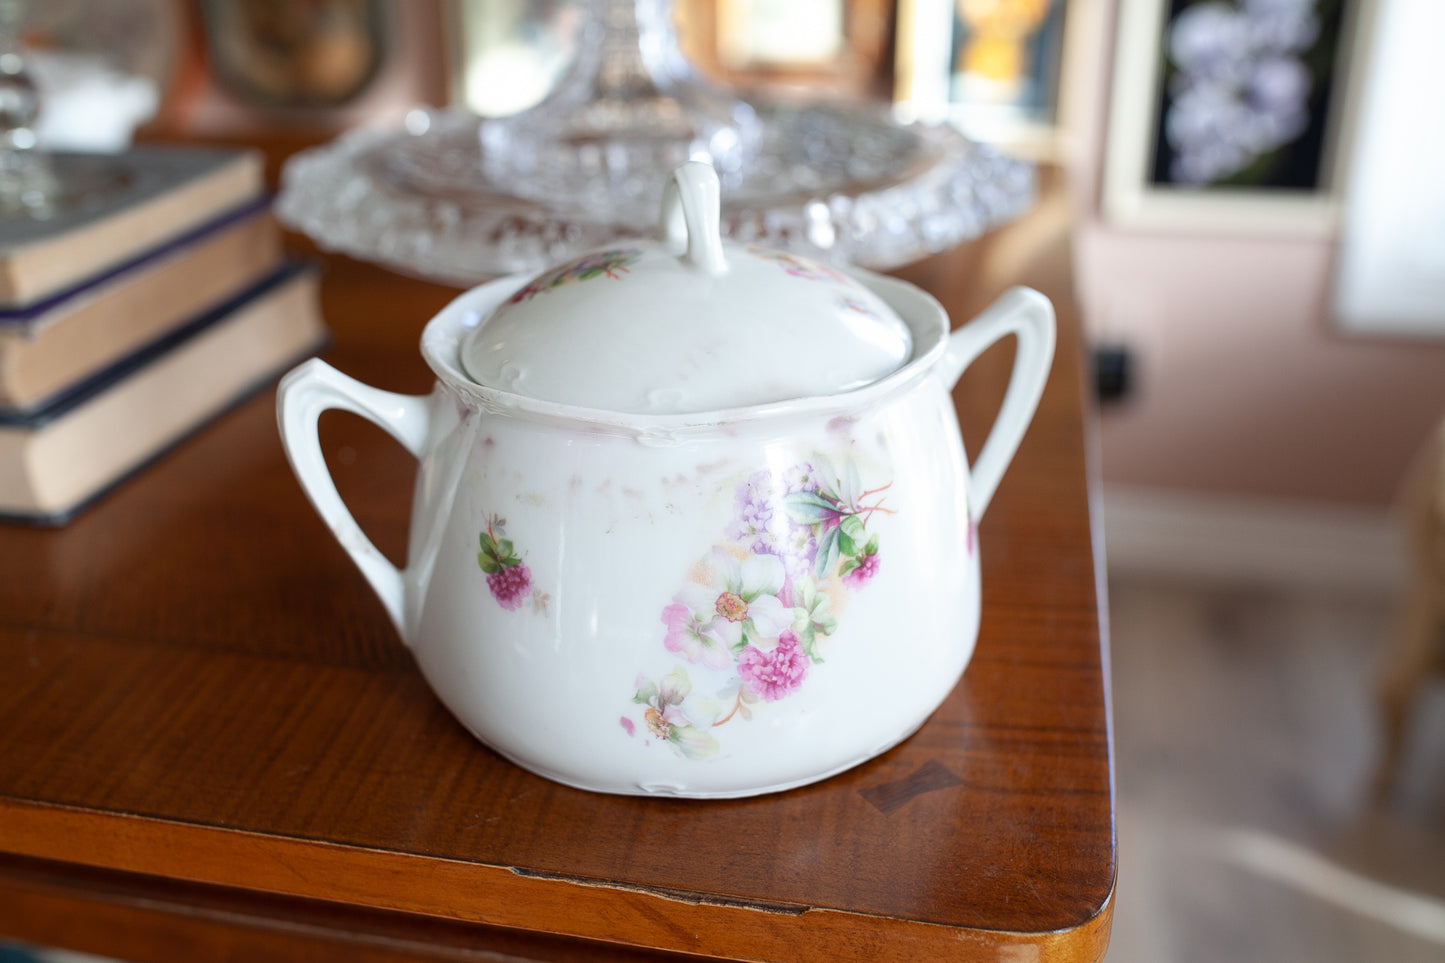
0;182;1114;962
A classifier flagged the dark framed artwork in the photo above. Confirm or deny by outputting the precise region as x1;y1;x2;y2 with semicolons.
201;0;389;109
145;0;448;139
1104;0;1362;232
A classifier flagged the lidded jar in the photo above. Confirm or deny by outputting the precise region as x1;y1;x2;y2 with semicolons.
276;158;1056;799
459;162;913;415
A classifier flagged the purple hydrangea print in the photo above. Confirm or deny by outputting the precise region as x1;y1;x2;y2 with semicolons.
727;469;781;555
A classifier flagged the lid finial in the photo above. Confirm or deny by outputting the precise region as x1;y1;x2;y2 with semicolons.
660;161;728;276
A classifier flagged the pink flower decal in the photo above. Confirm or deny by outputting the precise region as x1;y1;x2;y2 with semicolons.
478;515;537;612
842;550;879;588
747;246;846;282
506;248;642;303
661;601;732;670
487;563;532;610
629;452;895;759
737;631;809;702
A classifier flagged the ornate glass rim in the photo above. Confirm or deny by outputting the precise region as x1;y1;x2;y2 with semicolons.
277;101;1037;288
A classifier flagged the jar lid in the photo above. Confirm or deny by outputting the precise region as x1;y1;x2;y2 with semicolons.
459;163;912;414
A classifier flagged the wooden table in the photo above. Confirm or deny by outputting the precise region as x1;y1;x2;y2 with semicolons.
0;188;1114;962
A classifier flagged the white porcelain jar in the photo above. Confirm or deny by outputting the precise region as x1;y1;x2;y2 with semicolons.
278;163;1055;798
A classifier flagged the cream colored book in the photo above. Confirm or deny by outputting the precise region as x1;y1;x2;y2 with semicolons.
0;263;325;523
0;146;265;307
0;202;283;412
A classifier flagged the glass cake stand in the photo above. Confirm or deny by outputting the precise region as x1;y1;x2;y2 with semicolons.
277;0;1036;286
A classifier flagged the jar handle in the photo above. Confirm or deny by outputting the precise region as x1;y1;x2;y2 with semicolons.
276;358;432;644
659;161;728;275
940;286;1056;522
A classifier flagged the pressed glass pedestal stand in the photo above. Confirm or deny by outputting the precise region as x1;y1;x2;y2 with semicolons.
278;0;1036;286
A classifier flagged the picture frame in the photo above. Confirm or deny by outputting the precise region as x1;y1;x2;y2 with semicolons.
894;0;1071;157
151;0;448;139
1102;0;1362;234
679;0;895;99
449;1;896;116
447;0;581;118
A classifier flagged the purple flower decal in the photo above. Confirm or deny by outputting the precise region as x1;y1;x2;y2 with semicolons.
782;461;820;494
727;469;782;555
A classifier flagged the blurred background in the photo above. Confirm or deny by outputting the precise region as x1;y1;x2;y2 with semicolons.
3;1;1444;960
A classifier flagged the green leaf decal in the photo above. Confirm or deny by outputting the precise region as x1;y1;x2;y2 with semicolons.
799;627;823;663
811;452;841;497
815;525;841;578
670;725;720;760
839;514;866;538
478;552;501;574
840;458;862;508
784;490;840;524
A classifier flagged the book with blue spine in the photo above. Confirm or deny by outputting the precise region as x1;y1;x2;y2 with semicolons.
0;147;265;307
0;261;327;524
0;196;283;413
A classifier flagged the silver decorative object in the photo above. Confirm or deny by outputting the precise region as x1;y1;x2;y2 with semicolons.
0;0;55;218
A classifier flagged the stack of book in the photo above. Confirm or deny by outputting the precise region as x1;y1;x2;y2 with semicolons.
0;146;327;524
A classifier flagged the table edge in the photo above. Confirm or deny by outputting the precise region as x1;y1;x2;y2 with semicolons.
2;797;1114;962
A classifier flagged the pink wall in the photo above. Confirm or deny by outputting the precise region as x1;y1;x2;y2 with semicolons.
1062;0;1445;507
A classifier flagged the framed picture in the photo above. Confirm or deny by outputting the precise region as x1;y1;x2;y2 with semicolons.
451;1;895;111
894;0;1071;156
448;0;582;118
679;0;895;99
1103;0;1361;233
148;0;447;139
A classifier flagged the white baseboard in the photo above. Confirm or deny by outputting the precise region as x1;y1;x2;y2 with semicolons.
1101;486;1406;595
